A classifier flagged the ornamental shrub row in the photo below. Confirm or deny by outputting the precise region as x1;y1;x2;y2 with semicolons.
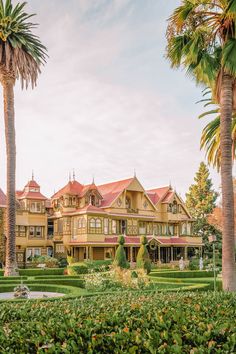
151;270;216;278
0;291;235;353
19;268;65;276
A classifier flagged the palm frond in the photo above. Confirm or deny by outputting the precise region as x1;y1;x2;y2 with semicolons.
0;0;47;88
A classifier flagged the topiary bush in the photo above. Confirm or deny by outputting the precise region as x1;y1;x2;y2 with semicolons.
136;236;151;274
113;235;129;269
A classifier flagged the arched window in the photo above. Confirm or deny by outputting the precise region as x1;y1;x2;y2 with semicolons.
125;197;131;209
81;218;86;228
173;200;178;214
90;218;96;228
90;195;96;206
96;219;101;228
168;203;172;212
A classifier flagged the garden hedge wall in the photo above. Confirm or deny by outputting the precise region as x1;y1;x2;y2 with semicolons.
0;291;235;353
19;268;65;276
151;270;216;278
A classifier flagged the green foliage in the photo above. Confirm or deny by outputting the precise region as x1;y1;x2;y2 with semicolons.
0;0;47;87
136;236;151;274
113;235;129;269
18;268;64;276
150;270;217;279
31;255;59;268
199;93;236;170
67;264;88;276
0;292;235;352
186;162;221;255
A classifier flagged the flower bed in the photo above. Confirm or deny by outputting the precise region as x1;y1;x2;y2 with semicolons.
0;292;235;353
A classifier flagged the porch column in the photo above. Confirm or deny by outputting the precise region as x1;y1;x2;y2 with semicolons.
171;247;173;262
85;246;89;261
130;246;133;263
89;247;93;260
158;246;161;263
184;247;188;260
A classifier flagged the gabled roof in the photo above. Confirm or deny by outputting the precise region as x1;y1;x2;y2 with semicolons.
52;180;84;199
0;188;6;207
52;180;102;200
146;186;170;205
162;191;175;203
98;177;134;208
16;178;47;200
25;179;40;188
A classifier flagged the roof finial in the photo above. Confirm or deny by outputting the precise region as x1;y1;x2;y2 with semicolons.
69;171;71;182
32;170;34;181
73;169;75;181
169;180;172;189
134;169;136;178
92;175;95;185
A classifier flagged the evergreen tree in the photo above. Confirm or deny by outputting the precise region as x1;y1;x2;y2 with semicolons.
186;162;221;256
136;236;151;274
113;235;129;269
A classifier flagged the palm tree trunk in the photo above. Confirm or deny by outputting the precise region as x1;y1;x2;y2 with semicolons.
1;78;18;276
220;72;236;291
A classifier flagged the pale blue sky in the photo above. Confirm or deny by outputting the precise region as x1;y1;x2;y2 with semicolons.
0;0;225;198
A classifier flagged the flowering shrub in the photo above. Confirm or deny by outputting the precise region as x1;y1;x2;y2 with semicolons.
32;256;59;268
84;266;153;292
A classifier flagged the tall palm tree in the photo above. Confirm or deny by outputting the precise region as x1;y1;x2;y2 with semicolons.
0;0;47;276
166;0;236;291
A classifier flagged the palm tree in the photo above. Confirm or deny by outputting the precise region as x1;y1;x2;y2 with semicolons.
0;0;47;276
199;98;236;170
166;0;236;291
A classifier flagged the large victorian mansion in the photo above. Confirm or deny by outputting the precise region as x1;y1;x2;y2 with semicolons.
0;174;202;266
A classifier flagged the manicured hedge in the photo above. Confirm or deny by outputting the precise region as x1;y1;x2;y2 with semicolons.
19;268;65;276
0;292;235;353
150;270;216;278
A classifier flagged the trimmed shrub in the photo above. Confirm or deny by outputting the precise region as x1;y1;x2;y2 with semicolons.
136;236;151;274
150;270;217;278
113;235;129;269
19;268;64;276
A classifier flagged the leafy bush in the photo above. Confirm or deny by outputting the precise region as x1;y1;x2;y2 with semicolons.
85;260;112;272
32;255;59;268
58;257;68;268
113;235;129;269
67;263;88;275
136;236;151;274
0;292;235;352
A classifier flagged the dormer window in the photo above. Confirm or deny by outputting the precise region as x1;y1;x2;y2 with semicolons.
168;201;178;214
90;195;96;206
125;197;131;209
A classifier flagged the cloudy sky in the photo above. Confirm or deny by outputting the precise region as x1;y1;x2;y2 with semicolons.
0;0;228;199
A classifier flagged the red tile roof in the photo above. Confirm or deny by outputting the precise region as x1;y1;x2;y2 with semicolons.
25;180;40;188
0;189;6;207
69;236;200;246
16;190;47;200
162;191;174;203
146;186;170;205
98;177;134;208
52;180;84;199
